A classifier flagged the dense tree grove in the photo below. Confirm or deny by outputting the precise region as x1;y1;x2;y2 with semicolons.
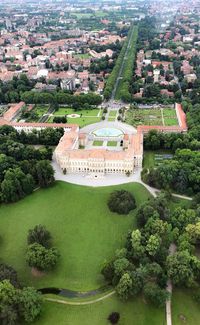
26;226;59;272
0;126;55;203
142;149;200;195
108;190;136;215
0;74;35;104
0;263;43;324
0;264;20;289
102;192;200;306
0;280;42;324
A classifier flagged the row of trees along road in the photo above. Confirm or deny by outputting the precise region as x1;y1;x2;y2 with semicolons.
115;26;138;102
103;25;137;100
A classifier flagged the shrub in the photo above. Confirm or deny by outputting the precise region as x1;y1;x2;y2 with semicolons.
27;225;51;248
26;243;59;271
108;312;120;324
108;190;136;215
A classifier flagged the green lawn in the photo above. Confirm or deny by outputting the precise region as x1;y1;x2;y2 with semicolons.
54;108;101;117
107;141;118;147
172;289;200;325
0;181;152;291
34;295;165;325
162;108;176;117
50;108;102;126
164;117;178;126
93;140;103;146
67;116;101;127
143;150;173;169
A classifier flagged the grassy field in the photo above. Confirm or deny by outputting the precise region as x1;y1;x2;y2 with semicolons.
34;295;165;325
172;289;200;325
0;181;152;291
1;180;195;325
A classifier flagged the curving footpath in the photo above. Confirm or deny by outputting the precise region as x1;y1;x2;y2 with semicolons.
45;290;116;306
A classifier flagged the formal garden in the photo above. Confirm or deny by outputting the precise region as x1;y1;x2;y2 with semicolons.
125;107;178;127
48;107;102;126
19;104;103;126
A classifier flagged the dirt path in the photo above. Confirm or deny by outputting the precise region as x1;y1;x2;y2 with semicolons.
166;243;177;325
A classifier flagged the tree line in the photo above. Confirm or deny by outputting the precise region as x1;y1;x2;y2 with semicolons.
115;26;138;102
0;73;102;108
103;27;132;100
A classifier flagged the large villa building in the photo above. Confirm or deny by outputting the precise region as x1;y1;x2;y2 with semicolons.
54;126;143;175
0;102;187;176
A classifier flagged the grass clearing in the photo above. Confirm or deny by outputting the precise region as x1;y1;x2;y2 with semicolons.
143;150;173;169
0;181;152;291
